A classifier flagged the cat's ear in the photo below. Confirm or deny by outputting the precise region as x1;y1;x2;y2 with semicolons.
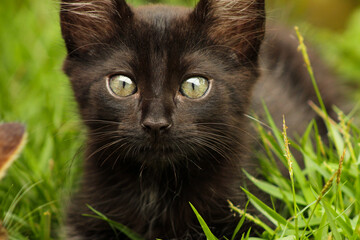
192;0;265;63
60;0;133;56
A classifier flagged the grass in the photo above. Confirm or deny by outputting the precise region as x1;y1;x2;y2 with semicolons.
0;0;360;239
0;1;80;239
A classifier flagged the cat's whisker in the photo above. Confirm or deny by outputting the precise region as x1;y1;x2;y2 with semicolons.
193;128;238;145
139;158;148;181
191;140;226;167
122;140;137;161
86;137;127;162
189;126;248;152
192;133;234;155
86;133;117;139
193;131;243;158
133;143;142;158
190;137;231;164
168;156;178;186
111;140;133;169
101;140;131;167
193;122;266;150
83;119;120;125
243;114;272;129
176;139;201;170
193;121;253;136
86;131;131;140
173;140;187;158
66;144;86;176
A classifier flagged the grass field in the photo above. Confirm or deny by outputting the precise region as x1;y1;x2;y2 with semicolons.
1;0;360;239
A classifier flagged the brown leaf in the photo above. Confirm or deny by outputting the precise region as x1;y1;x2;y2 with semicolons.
0;123;26;180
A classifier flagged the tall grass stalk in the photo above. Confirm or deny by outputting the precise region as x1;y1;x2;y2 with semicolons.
294;27;326;114
282;116;298;239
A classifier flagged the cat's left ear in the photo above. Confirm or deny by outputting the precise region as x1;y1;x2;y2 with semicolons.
60;0;133;56
192;0;265;64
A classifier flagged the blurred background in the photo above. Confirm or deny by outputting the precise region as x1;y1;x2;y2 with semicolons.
0;0;359;239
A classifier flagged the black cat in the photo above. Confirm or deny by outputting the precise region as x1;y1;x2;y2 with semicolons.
60;0;338;239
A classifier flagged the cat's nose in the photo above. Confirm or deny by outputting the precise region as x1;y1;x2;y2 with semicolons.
141;117;172;134
141;97;173;135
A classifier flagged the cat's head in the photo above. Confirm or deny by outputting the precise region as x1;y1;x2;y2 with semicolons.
60;0;265;168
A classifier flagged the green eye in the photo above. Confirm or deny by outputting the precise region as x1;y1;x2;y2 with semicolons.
108;75;137;97
180;77;210;99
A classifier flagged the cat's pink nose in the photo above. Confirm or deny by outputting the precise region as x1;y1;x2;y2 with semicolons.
141;118;172;134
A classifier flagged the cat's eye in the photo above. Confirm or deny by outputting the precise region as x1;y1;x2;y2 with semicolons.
108;75;137;97
180;77;210;99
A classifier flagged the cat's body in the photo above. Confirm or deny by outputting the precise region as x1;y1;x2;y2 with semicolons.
60;0;338;239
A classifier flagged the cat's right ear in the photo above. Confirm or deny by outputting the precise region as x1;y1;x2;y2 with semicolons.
60;0;133;56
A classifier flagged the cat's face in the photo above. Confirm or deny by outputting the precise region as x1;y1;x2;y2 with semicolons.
60;0;265;168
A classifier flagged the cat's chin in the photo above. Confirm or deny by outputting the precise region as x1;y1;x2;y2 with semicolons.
136;147;182;165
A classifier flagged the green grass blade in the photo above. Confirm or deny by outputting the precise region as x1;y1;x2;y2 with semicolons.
277;236;296;240
241;188;292;228
323;201;354;237
314;212;328;240
189;202;218;240
231;216;246;240
231;202;249;240
329;122;345;158
244;228;251;240
261;102;283;151
86;205;144;240
322;202;342;240
3;181;43;226
351;214;360;240
243;170;306;205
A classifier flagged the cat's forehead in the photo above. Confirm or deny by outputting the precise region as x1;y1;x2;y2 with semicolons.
132;4;192;39
124;5;197;58
134;5;191;24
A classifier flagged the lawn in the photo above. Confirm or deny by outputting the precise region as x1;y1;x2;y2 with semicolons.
1;0;360;239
